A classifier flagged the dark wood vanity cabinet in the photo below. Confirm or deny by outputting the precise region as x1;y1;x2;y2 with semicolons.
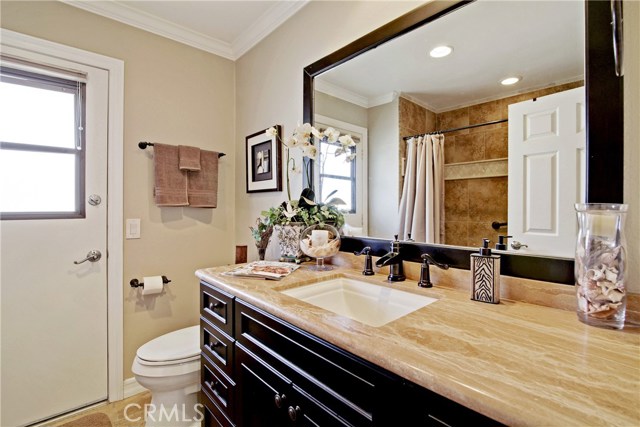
200;282;237;427
200;281;500;427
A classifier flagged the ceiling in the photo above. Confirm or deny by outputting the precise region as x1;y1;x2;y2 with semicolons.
62;0;310;60
316;0;585;112
61;1;585;112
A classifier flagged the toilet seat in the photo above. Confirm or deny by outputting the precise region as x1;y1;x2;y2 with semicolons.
136;325;200;364
132;325;201;378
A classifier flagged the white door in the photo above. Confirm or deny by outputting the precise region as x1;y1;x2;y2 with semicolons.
0;52;109;426
314;115;368;235
507;87;585;257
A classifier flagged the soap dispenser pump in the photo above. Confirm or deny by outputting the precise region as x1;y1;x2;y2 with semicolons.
470;238;500;304
495;235;512;250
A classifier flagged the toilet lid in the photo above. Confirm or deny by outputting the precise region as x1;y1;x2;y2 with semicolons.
137;325;200;363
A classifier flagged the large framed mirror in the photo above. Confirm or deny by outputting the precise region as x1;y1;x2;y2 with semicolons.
303;0;623;284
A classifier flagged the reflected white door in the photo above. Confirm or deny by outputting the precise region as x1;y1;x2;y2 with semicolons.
507;87;585;257
0;54;109;426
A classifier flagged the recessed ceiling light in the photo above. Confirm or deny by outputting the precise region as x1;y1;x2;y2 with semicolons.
429;45;453;58
501;76;521;86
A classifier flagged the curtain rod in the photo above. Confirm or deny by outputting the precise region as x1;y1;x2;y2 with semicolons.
402;118;508;140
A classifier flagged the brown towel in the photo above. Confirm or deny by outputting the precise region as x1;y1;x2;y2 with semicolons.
188;150;219;208
153;143;188;206
179;145;201;171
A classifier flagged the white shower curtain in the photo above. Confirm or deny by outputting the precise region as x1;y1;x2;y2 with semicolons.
398;134;444;243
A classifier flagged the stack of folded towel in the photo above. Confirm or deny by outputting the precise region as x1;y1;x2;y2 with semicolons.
153;143;219;208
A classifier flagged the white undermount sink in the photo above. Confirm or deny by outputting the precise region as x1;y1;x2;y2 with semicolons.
281;278;438;327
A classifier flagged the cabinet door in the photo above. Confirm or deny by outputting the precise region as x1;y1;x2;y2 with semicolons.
236;344;291;427
236;343;354;427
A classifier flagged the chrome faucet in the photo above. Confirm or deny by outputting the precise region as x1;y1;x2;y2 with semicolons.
375;235;406;282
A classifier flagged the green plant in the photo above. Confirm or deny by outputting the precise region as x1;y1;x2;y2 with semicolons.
249;216;273;249
261;189;345;229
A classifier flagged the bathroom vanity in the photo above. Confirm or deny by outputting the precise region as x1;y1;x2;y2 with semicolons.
196;265;640;427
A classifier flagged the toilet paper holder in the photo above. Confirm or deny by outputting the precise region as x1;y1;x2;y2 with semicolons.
130;276;172;288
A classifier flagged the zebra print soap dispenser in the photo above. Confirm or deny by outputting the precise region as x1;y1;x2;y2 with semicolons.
471;238;500;304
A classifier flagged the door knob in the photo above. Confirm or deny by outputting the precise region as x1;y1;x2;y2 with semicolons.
74;250;102;264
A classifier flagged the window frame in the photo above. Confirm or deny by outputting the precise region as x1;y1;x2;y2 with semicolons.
0;66;86;220
317;139;357;214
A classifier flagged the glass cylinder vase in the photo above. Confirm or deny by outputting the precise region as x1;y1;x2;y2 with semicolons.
575;203;628;329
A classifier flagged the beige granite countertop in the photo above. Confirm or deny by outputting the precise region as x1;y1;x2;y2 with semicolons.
196;264;640;427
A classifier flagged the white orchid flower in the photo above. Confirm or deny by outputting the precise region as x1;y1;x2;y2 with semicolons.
339;135;355;147
334;147;345;157
346;153;357;162
302;144;318;160
311;127;324;139
294;123;313;140
324;127;340;143
284;136;300;148
266;127;278;137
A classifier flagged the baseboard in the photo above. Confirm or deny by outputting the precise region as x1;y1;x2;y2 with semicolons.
123;377;147;399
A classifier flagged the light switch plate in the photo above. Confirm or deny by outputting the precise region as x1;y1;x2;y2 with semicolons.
126;218;141;239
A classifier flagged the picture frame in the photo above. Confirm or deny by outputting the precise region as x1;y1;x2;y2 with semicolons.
246;125;282;193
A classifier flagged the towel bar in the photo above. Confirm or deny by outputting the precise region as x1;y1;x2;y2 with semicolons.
138;141;225;157
130;276;171;288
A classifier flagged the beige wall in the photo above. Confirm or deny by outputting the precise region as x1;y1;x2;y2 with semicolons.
315;91;368;128
0;1;236;378
368;99;400;238
235;0;423;261
624;0;640;292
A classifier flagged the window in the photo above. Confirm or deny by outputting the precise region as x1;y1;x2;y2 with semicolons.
317;138;358;213
0;66;86;219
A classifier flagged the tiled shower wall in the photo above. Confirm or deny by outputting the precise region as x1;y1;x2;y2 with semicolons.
399;81;583;247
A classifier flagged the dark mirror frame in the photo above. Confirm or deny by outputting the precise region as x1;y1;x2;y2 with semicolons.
303;0;623;285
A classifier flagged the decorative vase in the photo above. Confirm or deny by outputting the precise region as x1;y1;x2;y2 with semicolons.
575;203;628;329
299;224;341;271
257;247;266;261
274;223;306;261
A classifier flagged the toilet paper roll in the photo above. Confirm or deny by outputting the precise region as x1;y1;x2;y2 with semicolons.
142;276;164;296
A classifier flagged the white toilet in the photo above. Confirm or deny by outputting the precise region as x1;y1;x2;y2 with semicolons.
132;325;201;427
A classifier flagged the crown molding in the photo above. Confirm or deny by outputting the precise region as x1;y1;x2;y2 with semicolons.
61;0;234;59
314;79;369;108
369;91;398;108
61;0;309;60
233;0;310;59
398;92;438;113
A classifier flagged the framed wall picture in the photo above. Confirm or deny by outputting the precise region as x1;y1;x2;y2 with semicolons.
246;125;282;193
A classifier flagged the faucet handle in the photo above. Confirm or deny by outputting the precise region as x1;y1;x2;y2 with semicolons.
421;253;449;270
354;247;371;256
354;247;374;276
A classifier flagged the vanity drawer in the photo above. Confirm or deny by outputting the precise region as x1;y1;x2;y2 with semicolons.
202;353;235;420
200;281;234;336
201;317;234;377
202;388;235;427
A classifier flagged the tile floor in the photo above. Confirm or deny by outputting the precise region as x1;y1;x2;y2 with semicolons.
45;392;151;427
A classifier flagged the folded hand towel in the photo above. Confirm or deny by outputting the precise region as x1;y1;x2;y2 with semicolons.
153;143;188;206
179;145;201;171
187;150;219;208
